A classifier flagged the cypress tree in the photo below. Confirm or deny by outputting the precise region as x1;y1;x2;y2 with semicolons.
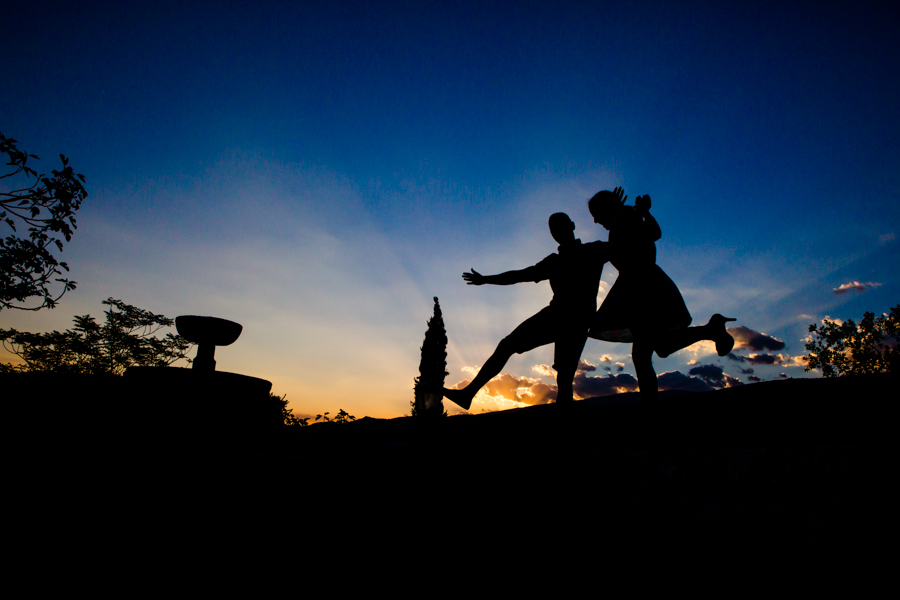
412;297;449;417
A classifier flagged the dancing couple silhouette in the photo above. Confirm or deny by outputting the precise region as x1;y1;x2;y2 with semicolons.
442;187;735;413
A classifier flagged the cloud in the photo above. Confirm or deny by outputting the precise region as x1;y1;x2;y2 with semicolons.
687;359;698;365
729;326;786;351
747;375;761;382
453;372;560;406
483;373;524;401
532;364;556;377
573;372;639;398
688;364;726;387
822;316;844;326
833;281;883;295
615;362;625;372
675;340;717;358
657;371;714;393
448;379;471;390
787;355;807;368
728;352;795;365
687;364;743;389
577;360;597;372
879;232;895;244
520;382;558;405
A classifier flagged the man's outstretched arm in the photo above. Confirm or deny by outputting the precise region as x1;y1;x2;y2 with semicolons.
463;268;535;286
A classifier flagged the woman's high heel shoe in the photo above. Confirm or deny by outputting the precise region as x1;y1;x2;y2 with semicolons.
708;314;737;356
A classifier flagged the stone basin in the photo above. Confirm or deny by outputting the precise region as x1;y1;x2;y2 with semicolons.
176;316;243;371
175;316;242;347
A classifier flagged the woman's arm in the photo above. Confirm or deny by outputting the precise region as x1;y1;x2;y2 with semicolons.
635;195;661;242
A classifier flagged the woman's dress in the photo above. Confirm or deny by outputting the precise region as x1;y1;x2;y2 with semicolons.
589;207;691;342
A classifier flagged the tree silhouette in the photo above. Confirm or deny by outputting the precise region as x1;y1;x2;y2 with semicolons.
805;304;899;377
1;133;88;311
412;297;449;417
0;298;192;375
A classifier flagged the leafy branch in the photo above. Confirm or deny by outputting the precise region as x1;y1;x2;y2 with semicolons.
1;133;88;311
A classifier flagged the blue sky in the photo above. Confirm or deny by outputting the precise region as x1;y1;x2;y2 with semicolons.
3;1;897;417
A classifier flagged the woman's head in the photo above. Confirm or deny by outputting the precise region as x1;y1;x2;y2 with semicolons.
588;190;624;230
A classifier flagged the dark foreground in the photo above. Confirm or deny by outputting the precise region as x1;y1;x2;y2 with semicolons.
9;374;888;594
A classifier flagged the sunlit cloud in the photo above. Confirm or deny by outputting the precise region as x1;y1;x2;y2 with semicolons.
532;364;556;377
674;339;717;358
787;355;807;367
833;281;883;294
578;360;597;372
729;326;786;352
483;373;523;401
450;371;558;406
520;381;558;405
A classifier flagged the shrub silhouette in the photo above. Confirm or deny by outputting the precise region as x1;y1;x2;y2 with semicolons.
0;298;192;374
273;392;309;426
315;409;356;424
412;297;449;417
805;304;899;377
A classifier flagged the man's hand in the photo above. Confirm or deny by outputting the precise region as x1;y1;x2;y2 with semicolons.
635;194;651;213
613;186;627;206
463;269;486;285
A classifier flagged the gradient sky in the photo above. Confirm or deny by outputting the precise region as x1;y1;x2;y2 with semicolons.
3;1;897;418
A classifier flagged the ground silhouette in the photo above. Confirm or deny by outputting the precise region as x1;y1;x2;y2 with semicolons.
6;373;886;594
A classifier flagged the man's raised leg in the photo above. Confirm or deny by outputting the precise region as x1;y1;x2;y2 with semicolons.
443;308;554;410
443;338;516;410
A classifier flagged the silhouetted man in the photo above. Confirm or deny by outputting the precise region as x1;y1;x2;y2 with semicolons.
443;213;607;409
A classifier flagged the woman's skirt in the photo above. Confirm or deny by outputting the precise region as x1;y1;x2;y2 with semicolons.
589;264;691;342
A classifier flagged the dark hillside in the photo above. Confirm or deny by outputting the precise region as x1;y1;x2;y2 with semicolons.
6;374;887;594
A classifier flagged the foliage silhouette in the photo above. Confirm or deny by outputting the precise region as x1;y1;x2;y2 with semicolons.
0;298;192;375
412;296;449;417
315;409;356;424
272;392;309;426
805;304;899;377
1;133;88;311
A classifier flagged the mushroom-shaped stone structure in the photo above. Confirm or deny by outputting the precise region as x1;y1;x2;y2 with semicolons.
176;316;243;372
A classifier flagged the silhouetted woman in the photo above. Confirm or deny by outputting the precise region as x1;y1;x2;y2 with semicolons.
587;188;735;411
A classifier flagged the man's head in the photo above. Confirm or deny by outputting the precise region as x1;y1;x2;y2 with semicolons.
548;212;575;245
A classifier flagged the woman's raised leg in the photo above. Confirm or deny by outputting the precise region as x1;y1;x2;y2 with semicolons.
654;315;737;358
